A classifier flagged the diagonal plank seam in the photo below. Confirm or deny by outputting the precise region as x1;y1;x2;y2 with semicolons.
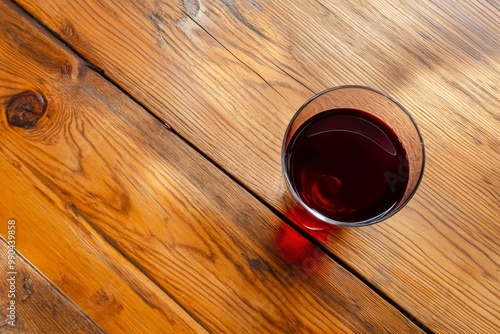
9;0;173;133
0;237;106;333
10;0;433;332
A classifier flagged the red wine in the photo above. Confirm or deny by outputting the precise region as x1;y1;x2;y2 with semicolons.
285;108;409;223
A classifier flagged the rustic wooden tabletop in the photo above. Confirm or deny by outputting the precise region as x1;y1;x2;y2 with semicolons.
0;0;498;333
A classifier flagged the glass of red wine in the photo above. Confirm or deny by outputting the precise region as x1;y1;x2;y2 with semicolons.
282;86;425;227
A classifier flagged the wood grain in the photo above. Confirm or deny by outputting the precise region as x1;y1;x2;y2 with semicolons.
15;0;499;332
0;7;209;333
0;1;422;333
0;238;103;333
0;145;206;334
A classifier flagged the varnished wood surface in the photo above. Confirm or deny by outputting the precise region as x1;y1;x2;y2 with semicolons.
0;1;423;333
0;238;103;333
0;136;206;334
12;0;499;332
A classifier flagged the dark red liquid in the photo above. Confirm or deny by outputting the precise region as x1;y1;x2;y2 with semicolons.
285;108;409;223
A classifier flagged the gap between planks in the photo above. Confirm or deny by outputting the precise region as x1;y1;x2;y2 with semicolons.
0;237;105;333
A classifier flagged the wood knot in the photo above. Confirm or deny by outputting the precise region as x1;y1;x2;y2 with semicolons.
6;91;47;129
60;63;73;76
60;19;76;39
22;276;34;301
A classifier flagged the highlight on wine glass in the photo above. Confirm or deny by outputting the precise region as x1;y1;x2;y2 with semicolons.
282;85;425;227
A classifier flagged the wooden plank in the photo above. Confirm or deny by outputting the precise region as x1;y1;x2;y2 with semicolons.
0;147;206;334
0;238;103;333
0;3;203;334
15;0;499;332
0;1;422;333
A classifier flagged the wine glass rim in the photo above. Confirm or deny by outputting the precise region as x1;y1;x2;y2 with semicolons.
281;85;426;227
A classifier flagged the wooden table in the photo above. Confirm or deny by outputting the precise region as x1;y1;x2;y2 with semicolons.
0;0;498;332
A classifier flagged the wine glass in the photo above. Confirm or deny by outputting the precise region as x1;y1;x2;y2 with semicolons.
282;86;425;228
